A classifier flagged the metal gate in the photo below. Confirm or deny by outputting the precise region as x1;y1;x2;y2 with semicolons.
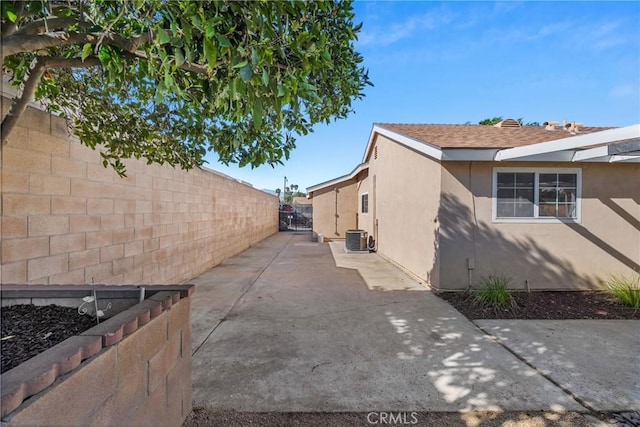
279;202;313;232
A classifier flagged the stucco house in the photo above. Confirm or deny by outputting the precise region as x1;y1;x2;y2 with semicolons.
307;120;640;290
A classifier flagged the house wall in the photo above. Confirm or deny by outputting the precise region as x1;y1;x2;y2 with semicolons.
310;178;360;240
438;161;640;290
1;99;278;285
363;135;441;284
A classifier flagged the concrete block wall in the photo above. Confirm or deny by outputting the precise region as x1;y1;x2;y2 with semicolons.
4;296;192;427
1;98;278;284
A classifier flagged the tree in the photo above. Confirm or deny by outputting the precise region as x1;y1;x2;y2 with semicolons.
478;117;540;126
478;117;503;126
1;1;372;175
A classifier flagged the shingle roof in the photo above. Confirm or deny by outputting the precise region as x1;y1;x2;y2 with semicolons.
375;123;614;149
292;196;311;205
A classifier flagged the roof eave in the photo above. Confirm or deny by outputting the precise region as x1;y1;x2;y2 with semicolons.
494;124;640;161
363;124;443;163
306;162;369;195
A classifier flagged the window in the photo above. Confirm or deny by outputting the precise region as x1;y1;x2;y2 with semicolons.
361;193;369;214
493;168;580;222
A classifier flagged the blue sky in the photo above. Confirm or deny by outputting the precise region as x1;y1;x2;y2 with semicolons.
204;1;640;193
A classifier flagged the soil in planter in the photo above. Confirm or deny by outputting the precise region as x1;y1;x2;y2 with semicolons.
1;305;97;374
437;291;640;320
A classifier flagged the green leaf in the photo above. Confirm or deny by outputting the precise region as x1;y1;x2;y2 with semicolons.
203;38;217;69
262;69;269;87
155;82;166;105
175;48;185;67
205;24;216;39
98;46;111;62
81;43;93;61
301;82;317;91
157;28;171;44
164;73;174;89
5;10;17;23
232;60;248;69
239;64;253;82
253;98;263;129
216;34;231;48
185;46;194;63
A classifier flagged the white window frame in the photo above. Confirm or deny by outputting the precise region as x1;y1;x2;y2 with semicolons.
492;167;582;223
360;192;369;214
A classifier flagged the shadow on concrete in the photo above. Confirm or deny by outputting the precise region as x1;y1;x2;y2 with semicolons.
191;234;589;417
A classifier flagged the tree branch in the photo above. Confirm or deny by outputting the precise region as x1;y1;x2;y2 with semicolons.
1;31;98;60
13;17;82;36
1;57;46;145
1;1;24;36
42;56;102;68
121;50;216;75
0;29;148;60
132;31;153;50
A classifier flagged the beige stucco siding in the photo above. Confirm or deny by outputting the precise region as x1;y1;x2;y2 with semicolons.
439;161;640;290
365;135;441;284
311;178;360;240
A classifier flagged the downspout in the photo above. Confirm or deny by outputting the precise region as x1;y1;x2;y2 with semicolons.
370;175;378;251
467;162;479;290
334;188;339;236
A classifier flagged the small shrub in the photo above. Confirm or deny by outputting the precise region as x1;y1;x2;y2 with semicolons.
473;275;516;311
604;272;640;310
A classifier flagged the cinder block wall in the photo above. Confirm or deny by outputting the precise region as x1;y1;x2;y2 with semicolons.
4;295;192;427
1;98;278;284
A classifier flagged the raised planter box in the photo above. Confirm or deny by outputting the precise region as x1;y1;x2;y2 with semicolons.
1;284;194;427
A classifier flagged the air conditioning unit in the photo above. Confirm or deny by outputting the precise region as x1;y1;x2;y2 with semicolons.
345;229;368;252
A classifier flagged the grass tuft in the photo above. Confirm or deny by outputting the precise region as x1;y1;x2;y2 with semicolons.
473;275;516;311
603;272;640;310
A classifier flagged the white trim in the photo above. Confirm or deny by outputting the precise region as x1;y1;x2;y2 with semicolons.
610;155;640;163
494;125;640;161
492;167;582;224
362;125;443;163
360;192;369;214
571;147;640;163
307;163;369;194
362;125;378;163
572;146;609;162
441;149;498;161
500;151;576;162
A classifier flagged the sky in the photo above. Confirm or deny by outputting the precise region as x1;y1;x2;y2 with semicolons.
204;1;640;193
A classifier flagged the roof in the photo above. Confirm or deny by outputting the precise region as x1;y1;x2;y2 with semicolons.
308;123;639;194
307;163;369;195
292;196;311;205
375;123;613;149
363;123;639;164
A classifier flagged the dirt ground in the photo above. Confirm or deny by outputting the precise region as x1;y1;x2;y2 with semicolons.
183;408;622;426
436;291;640;320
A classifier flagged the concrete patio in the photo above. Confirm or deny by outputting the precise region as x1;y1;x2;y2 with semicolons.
188;232;639;417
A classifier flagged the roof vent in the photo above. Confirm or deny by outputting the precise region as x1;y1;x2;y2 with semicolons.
493;118;521;128
564;121;583;133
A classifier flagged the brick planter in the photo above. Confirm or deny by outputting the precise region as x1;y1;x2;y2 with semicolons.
0;285;193;427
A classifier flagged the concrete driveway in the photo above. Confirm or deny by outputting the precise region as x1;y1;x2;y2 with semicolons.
189;233;638;415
